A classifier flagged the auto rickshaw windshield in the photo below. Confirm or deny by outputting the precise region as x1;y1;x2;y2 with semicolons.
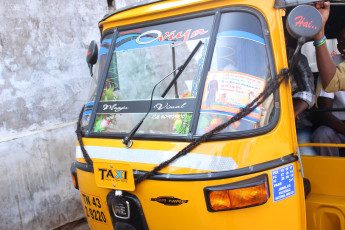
91;10;276;137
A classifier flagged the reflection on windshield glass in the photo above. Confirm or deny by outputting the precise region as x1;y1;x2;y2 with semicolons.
91;11;275;137
112;40;204;101
93;15;212;134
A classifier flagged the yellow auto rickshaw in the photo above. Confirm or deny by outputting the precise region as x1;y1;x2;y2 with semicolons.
71;0;345;229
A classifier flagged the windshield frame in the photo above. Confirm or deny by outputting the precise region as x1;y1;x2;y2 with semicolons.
86;6;280;142
194;6;279;141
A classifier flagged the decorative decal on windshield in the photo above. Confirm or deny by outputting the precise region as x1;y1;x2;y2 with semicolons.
97;98;196;114
200;71;265;122
154;102;187;111
116;28;209;51
136;28;208;47
217;30;265;45
120;29;142;35
116;15;213;51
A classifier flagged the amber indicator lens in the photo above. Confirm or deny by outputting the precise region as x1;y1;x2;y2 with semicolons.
71;172;78;189
206;174;269;211
209;191;231;210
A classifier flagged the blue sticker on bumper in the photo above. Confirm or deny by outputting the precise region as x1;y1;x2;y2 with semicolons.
272;164;295;202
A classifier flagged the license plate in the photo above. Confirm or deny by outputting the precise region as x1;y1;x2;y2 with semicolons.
94;162;135;191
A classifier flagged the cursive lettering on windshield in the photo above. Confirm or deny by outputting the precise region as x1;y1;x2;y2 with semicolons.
102;104;128;113
136;29;208;47
154;102;187;111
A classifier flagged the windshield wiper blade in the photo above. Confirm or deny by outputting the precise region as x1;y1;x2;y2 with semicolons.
161;41;203;98
122;41;203;148
121;67;181;148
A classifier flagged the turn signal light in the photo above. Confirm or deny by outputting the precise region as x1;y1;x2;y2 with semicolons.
71;163;79;190
71;172;78;189
204;174;269;212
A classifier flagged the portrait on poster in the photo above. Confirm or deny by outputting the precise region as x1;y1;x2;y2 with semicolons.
201;71;266;121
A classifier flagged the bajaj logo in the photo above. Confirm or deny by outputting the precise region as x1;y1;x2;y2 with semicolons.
98;168;127;180
151;196;188;206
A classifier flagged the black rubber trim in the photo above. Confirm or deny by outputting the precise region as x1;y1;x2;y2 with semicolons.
87;29;119;135
72;161;94;173
73;154;297;181
70;162;79;190
107;191;149;230
187;9;221;141
303;177;311;198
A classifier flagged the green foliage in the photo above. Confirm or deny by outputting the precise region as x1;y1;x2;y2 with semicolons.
93;115;106;132
175;113;192;134
104;85;115;101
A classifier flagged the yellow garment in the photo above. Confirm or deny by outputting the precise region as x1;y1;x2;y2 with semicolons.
324;60;345;93
315;60;345;107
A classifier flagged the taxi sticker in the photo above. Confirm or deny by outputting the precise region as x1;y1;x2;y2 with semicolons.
94;162;135;191
81;192;108;225
271;164;295;202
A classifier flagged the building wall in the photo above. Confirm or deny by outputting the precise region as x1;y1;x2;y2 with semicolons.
0;0;143;229
0;1;106;229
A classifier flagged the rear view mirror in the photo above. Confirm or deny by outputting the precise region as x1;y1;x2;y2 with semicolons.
86;40;98;77
286;4;322;41
286;4;323;69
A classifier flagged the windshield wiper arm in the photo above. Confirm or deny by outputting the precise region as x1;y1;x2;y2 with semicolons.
121;67;181;148
161;41;203;98
122;41;204;148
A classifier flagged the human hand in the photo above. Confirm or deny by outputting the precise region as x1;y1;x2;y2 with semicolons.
313;1;330;28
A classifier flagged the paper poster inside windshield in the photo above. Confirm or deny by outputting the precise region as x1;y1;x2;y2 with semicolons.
201;72;265;122
117;16;212;50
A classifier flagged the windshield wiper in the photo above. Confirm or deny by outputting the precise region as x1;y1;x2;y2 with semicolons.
122;41;203;148
161;40;203;98
121;67;180;148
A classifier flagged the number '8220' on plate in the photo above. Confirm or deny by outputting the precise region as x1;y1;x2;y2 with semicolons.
94;162;135;191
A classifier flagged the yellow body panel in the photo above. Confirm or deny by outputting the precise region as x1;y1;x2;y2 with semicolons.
302;156;345;230
77;162;306;230
78;169;114;229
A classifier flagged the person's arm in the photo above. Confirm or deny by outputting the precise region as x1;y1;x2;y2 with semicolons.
293;98;309;119
292;53;315;119
313;1;337;89
316;96;345;135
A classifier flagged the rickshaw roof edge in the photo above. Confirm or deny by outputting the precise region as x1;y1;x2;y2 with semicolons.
100;0;167;24
98;0;277;31
274;0;345;9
